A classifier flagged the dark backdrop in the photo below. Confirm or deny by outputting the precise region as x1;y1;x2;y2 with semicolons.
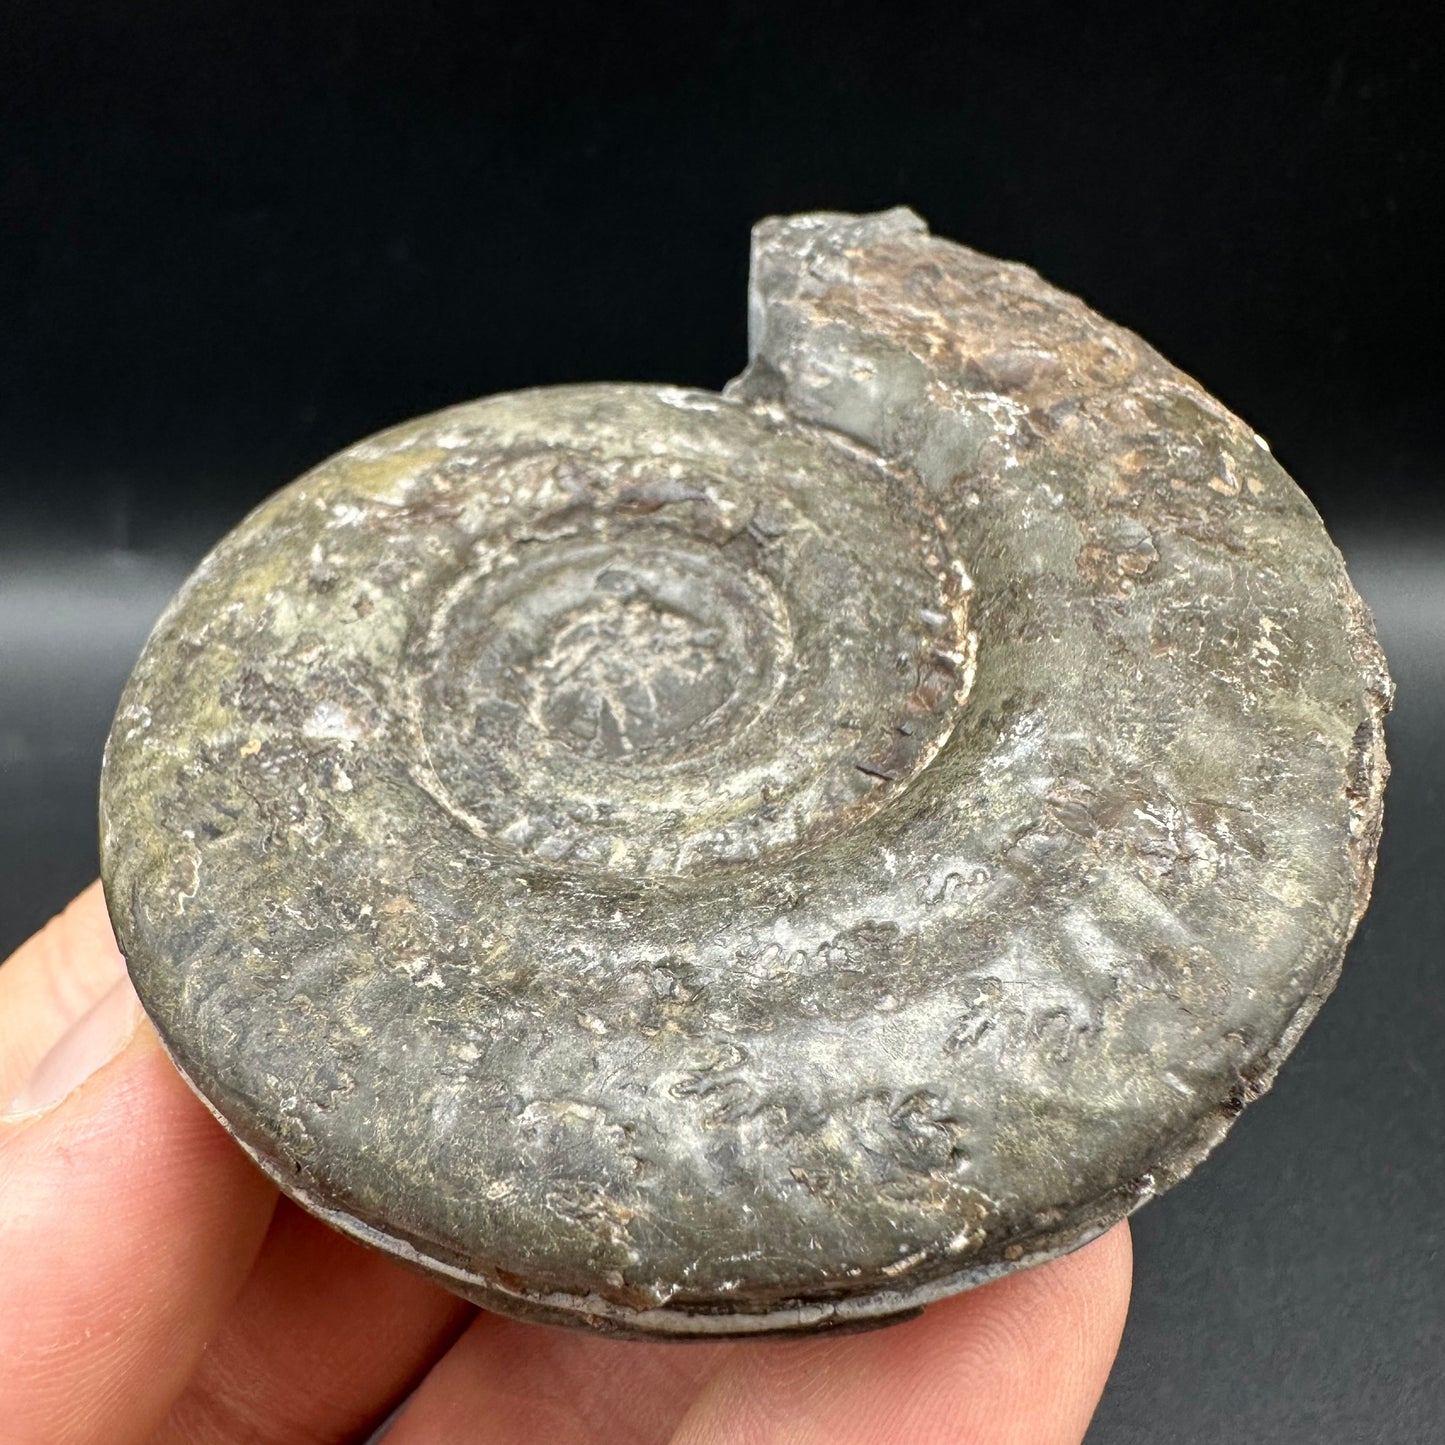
2;4;1441;1440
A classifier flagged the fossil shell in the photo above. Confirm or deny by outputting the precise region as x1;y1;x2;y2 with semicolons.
100;209;1391;1337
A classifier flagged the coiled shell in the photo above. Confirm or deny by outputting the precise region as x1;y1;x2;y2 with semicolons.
100;209;1390;1336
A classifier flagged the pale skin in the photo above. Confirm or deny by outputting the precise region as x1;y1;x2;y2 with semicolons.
0;885;1132;1444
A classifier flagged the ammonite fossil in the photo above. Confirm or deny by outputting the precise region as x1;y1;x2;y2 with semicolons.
99;209;1391;1337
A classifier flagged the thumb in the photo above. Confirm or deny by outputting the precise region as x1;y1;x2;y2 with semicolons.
0;886;277;1445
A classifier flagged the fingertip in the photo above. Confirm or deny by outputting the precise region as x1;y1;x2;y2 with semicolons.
920;1222;1135;1444
2;973;144;1117
0;883;130;1103
991;1219;1133;1339
671;1223;1134;1445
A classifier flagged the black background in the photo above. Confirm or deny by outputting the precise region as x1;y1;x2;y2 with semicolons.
1;3;1441;1439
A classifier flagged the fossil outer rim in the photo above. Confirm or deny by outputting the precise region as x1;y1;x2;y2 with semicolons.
100;209;1391;1338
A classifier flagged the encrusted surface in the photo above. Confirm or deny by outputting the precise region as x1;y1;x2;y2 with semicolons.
100;210;1390;1336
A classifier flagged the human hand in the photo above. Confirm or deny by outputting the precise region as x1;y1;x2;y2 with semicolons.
0;885;1131;1444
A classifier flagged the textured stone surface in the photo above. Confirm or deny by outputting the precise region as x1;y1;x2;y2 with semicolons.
100;209;1390;1337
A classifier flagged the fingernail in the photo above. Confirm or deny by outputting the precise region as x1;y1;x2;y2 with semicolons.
1;976;143;1119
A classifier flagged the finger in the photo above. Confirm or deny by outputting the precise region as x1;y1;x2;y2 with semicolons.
384;1313;730;1445
0;881;128;1102
154;1198;476;1445
383;1221;1130;1445
0;887;279;1445
670;1222;1133;1445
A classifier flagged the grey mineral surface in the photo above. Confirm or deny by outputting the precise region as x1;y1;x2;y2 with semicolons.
100;209;1390;1337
